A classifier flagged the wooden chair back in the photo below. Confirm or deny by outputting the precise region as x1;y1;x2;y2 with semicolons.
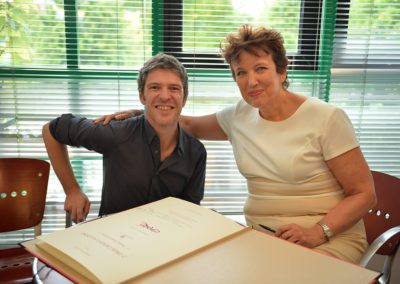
363;171;400;255
360;171;400;284
0;158;50;235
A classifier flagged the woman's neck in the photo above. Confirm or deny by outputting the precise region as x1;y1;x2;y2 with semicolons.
258;91;307;121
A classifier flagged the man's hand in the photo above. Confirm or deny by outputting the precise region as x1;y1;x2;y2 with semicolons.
275;223;327;248
93;110;141;125
64;190;91;224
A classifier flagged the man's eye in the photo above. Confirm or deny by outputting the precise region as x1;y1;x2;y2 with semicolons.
256;66;267;72
236;71;245;76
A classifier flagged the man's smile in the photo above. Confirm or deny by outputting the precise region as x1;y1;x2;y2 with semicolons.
156;105;174;110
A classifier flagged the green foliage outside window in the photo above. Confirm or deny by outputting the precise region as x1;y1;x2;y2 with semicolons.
1;0;65;66
183;0;300;53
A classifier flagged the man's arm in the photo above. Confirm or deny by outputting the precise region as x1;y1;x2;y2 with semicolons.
42;123;90;223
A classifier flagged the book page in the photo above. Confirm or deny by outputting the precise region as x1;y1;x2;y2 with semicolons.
35;241;99;283
133;229;380;284
36;197;245;284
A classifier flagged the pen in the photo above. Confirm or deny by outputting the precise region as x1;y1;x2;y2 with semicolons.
258;224;276;233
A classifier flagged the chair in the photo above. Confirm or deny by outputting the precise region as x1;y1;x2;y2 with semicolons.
360;170;400;284
0;158;50;284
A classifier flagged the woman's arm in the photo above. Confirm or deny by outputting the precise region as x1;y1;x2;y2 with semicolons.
276;147;376;247
319;146;376;234
180;113;227;140
93;110;228;140
93;110;143;125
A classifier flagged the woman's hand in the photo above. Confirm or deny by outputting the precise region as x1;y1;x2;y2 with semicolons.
93;109;141;125
275;223;327;248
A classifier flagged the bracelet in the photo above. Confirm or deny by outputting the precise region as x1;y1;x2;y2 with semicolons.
317;221;334;241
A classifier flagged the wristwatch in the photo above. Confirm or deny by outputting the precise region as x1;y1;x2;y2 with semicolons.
317;221;334;241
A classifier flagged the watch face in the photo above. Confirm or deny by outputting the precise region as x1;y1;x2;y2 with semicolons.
325;228;333;238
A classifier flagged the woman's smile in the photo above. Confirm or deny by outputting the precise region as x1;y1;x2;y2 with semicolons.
248;89;263;97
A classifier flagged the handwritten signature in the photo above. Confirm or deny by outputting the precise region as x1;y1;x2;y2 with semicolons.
138;222;160;233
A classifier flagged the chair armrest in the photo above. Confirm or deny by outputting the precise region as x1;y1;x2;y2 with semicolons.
359;226;400;266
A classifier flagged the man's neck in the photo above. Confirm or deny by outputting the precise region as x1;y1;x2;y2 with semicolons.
153;124;179;162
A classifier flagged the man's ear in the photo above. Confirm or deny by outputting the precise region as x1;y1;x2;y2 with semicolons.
182;95;187;108
139;92;145;105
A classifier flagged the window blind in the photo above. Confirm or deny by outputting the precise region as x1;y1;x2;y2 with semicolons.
1;0;399;246
1;0;152;245
159;0;336;210
331;0;400;176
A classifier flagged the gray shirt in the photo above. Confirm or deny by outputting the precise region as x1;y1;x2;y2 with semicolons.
49;114;206;216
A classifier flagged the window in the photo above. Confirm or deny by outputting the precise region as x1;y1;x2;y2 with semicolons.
330;0;400;173
1;0;399;245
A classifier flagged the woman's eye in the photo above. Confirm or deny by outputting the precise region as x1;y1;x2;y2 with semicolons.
236;71;245;76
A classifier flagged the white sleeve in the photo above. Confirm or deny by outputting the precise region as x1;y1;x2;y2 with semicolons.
215;104;236;140
321;107;360;160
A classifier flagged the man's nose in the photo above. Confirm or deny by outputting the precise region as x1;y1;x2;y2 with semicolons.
159;87;170;100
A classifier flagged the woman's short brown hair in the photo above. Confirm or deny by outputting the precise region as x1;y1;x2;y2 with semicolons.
220;25;289;89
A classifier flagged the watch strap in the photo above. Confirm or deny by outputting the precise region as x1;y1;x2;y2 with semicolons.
317;221;333;241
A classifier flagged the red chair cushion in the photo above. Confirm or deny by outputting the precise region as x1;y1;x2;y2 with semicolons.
0;247;34;284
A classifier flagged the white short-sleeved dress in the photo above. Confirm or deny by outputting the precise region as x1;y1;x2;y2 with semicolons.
216;97;367;263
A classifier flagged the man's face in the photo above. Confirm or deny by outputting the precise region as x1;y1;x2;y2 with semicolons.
140;68;186;128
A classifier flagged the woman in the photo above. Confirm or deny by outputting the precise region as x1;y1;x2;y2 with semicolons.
95;25;376;263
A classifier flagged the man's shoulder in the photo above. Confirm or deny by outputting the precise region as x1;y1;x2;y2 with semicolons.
91;115;144;146
180;127;206;152
108;115;144;130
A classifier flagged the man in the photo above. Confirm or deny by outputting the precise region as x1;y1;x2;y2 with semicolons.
42;53;207;223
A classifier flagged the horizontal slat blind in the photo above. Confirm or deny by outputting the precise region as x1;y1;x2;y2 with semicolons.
1;0;153;245
331;0;400;176
157;0;335;212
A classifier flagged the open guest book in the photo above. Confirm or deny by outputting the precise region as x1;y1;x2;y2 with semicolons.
23;197;380;284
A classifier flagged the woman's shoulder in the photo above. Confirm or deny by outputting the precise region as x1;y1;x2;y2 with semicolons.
235;99;256;114
218;99;253;118
302;97;353;132
302;97;339;114
288;96;348;129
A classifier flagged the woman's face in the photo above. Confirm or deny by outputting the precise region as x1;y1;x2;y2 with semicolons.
231;48;286;109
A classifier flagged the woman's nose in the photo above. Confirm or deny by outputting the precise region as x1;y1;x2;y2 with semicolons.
248;72;258;86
